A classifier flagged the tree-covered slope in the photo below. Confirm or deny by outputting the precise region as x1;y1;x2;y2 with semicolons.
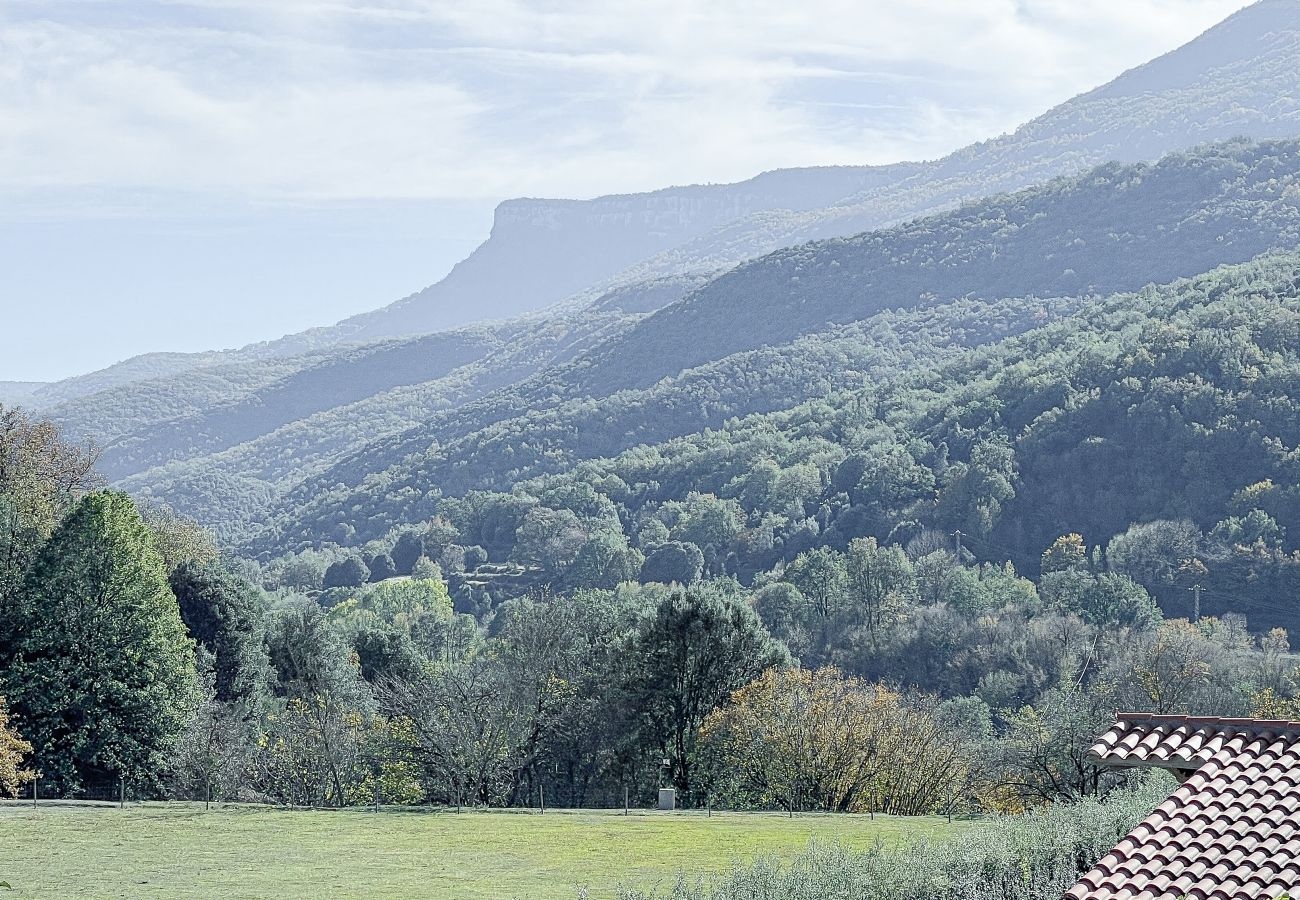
570;139;1300;396
242;139;1300;553
108;310;637;542
270;251;1300;631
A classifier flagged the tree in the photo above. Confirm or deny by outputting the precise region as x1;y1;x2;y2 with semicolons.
0;695;35;798
323;557;369;590
411;557;442;581
512;507;587;573
390;531;425;575
563;531;643;591
2;491;197;795
639;541;704;585
140;503;219;574
367;553;396;583
1121;619;1218;713
0;407;99;659
843;537;915;647
257;597;373;806
784;548;847;621
992;684;1121;809
699;667;894;813
170;562;271;707
1040;570;1161;630
168;661;258;805
1041;534;1088;574
626;586;788;803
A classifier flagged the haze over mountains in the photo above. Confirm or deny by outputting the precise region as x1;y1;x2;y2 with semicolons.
20;0;1300;414
12;0;1300;641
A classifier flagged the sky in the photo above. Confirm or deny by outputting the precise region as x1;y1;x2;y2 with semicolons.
0;0;1254;383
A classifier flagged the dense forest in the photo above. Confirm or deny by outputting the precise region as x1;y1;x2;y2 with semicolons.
46;138;1300;554
2;405;1298;818
5;1;1300;848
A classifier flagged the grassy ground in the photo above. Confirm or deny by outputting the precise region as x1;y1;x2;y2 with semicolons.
0;802;967;899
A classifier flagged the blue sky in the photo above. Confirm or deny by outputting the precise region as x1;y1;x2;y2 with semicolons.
0;0;1252;382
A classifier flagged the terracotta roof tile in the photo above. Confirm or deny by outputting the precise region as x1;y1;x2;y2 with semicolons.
1066;713;1300;900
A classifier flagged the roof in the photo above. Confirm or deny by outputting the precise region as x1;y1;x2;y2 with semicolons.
1065;713;1300;900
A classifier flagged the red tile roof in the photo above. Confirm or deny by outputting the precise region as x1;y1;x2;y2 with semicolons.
1065;713;1300;900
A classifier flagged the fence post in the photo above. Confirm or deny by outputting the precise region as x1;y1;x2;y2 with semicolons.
624;785;628;816
119;777;125;810
31;776;37;809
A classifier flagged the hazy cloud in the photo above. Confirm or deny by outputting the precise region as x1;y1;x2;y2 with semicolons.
0;0;1252;205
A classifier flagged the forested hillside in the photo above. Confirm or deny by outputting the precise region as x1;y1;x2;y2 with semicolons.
248;246;1300;638
573;139;1300;394
102;310;639;542
63;136;1300;550
248;141;1300;561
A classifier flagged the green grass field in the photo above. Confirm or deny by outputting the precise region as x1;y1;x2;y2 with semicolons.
0;802;967;899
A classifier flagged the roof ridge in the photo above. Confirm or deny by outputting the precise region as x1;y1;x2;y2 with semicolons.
1115;712;1300;732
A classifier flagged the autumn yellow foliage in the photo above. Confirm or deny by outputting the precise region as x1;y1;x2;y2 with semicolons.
0;694;36;798
698;667;974;815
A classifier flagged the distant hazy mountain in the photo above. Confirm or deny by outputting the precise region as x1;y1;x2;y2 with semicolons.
27;0;1300;556
322;167;914;343
252;139;1300;551
0;382;44;407
302;0;1300;344
28;0;1300;412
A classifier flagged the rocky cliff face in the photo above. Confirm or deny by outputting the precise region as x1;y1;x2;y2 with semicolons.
323;164;918;343
29;1;1300;410
336;1;1300;344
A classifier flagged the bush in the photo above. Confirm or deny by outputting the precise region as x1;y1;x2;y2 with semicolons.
323;557;369;590
616;773;1172;899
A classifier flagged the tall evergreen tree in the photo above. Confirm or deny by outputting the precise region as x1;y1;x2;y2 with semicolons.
627;585;788;803
2;491;196;796
170;561;271;708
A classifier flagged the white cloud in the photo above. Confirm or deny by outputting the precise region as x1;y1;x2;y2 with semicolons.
0;0;1254;207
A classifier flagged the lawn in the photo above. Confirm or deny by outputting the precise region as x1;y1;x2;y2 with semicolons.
0;802;968;899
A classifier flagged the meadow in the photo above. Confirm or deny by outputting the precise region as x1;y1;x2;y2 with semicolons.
0;802;966;899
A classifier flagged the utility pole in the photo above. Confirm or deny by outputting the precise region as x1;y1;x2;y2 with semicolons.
1190;583;1203;621
953;530;964;559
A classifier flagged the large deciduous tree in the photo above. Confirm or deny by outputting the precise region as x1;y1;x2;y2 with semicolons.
0;407;99;660
2;491;197;795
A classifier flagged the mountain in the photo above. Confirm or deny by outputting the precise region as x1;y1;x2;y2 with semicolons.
26;2;1300;564
104;309;638;541
323;167;912;343
302;0;1300;345
250;139;1300;554
568;138;1300;396
26;0;1300;414
0;382;44;407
